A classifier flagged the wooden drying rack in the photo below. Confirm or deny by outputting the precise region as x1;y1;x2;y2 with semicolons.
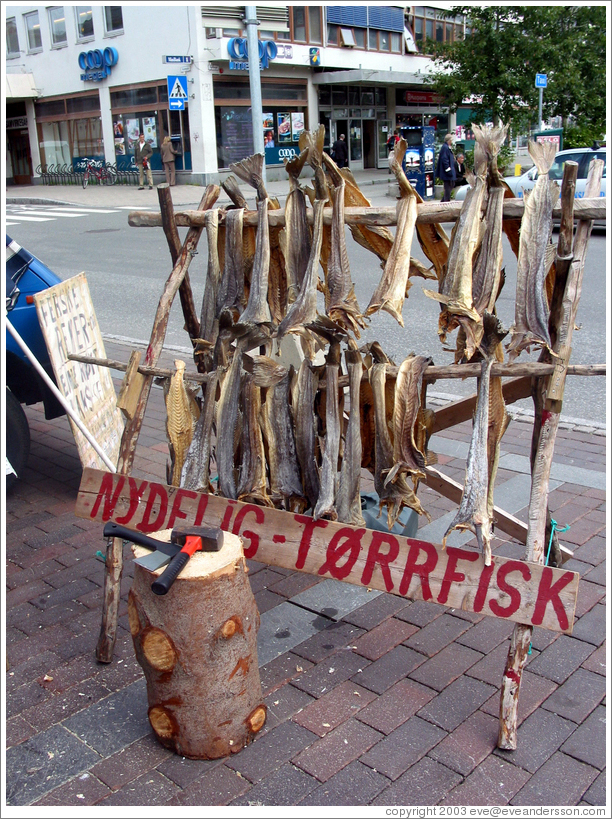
74;161;605;752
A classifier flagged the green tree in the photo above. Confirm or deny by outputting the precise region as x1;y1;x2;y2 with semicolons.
424;5;606;145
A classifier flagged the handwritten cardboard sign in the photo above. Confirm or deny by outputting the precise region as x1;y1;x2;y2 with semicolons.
76;469;579;634
35;274;124;470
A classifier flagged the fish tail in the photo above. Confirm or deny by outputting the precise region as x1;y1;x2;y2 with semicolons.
285;148;309;179
229;154;267;200
528;139;556;175
473;122;509;160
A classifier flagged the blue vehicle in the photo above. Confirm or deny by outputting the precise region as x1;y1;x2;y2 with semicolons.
5;235;66;489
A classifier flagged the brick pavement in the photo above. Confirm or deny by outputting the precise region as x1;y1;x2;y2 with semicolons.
4;339;608;808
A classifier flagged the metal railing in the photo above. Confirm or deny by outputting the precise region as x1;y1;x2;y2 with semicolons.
36;162;140;186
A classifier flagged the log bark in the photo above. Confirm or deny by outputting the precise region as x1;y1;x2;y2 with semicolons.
127;196;606;229
498;158;604;750
129;530;266;759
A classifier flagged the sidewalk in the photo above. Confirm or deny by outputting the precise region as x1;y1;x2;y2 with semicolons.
5;335;607;809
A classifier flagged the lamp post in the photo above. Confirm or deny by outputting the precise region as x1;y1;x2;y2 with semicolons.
244;6;266;186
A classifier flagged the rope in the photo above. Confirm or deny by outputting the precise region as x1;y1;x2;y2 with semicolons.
546;518;571;566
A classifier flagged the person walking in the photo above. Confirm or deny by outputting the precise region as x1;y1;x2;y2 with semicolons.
332;133;348;168
436;133;456;202
161;136;179;187
134;133;153;190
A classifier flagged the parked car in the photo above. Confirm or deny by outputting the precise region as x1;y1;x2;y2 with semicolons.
5;235;66;489
454;146;607;222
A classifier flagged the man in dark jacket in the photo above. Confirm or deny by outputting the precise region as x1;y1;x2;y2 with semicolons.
436;133;456;201
454;153;467;186
134;133;153;189
332;134;349;168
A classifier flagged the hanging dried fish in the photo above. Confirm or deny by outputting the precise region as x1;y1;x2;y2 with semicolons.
216;207;245;319
180;370;219;492
507;140;559;360
339;167;394;266
294;358;320;510
215;340;245;499
366;139;418;325
281;150;312;303
236;195;272;330
165;360;200;487
267;196;288;325
237;373;273;507
442;313;507;565
487;341;511;523
314;341;342;520
337;344;365;525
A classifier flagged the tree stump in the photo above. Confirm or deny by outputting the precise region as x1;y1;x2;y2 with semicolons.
128;530;266;759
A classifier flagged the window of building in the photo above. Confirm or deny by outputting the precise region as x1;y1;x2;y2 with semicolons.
24;11;42;52
308;6;322;44
75;6;94;41
6;17;20;56
327;23;338;45
288;6;322;44
104;7;123;35
410;6;466;52
48;7;67;48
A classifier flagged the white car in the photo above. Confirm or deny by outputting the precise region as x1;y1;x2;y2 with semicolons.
454;146;607;209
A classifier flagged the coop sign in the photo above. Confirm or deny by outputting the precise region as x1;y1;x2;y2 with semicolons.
227;37;277;70
76;469;580;635
78;47;118;81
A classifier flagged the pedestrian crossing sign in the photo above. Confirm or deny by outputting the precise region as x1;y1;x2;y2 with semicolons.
167;75;188;110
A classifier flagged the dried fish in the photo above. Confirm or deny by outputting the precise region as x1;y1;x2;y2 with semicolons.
236;196;272;330
215;340;245;499
237;373;273;507
339;167;394;266
294;358;321;510
442;313;507;565
180;370;219;492
507;140;559;360
165;360;200;487
268;196;288;325
282;150;312;302
366;139;418;325
314;342;342;520
216;208;244;319
199;208;220;342
337;345;365;525
487;342;511;522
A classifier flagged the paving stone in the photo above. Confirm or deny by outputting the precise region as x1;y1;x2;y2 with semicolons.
580;642;606;676
361;716;447;780
541;668;606;723
291;648;370;698
393;599;446;627
529;625;560;652
560;705;606;770
357;678;436;735
290;578;382;620
5;650;63;695
254;588;286;614
267;571;323;599
417;676;497;732
62;679;150;756
262;683;315;734
351;617;418;661
351;645;425;695
5;724;101;806
582;560;606;586
225;721;318;783
6;678;54;720
155;755;222;789
480;670;558;725
428;710;499;776
94;769;182;806
292;680;377;736
571;603;606;646
456;617;517;653
291;620;365;663
342;593;411;630
248;567;288;594
527;635;595;684
259;652;314;697
6;714;38;749
297;760;390;806
90;734;172;791
574;579;606;618
582;771;606;806
409;642;483;691
229;762;319;806
495;708;576;773
572;537;606;566
21;677;113;733
371;756;462;806
32;772;112;806
292;718;383;782
510;752;599;806
404;613;471;657
441;754;531;806
257;601;331;667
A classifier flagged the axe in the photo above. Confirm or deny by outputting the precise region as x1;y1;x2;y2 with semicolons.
102;522;222;595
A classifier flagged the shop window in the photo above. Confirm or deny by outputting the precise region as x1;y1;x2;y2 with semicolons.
375;88;386;107
75;6;94;41
111;86;160;107
104;7;123;35
66;95;101;114
332;87;347;106
24;11;42;53
319;86;331;106
348;87;359;106
6;17;20;57
48;7;67;47
360;89;374;106
35;99;67;118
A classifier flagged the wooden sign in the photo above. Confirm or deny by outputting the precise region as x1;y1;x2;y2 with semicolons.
76;469;579;634
35;274;124;470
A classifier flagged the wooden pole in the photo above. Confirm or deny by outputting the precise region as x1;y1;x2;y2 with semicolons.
95;185;220;664
498;158;604;749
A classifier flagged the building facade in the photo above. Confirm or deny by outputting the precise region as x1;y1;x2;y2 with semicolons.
6;5;464;186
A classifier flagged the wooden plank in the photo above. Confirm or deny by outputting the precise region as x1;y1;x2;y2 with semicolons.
431;377;532;434
75;468;579;635
34;273;124;470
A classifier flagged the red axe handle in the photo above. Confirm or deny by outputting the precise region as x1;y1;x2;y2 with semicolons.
151;535;203;596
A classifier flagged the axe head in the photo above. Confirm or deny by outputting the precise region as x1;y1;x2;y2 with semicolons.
133;526;223;572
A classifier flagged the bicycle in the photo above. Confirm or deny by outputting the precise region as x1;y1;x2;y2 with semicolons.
82;160;117;188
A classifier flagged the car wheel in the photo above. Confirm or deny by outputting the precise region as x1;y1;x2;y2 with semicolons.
6;388;30;491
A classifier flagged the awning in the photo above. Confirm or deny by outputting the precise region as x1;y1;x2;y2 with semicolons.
312;68;425;87
6;72;39;99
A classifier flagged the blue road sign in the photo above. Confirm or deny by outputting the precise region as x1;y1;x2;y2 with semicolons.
164;55;192;64
167;75;188;110
535;73;547;88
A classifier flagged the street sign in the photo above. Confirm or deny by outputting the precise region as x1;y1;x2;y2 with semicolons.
535;73;547;88
164;55;192;64
167;75;188;110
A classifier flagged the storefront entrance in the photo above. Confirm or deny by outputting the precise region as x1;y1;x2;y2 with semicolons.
9;130;33;185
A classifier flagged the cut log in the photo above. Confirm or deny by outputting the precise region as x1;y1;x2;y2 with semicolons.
129;530;266;759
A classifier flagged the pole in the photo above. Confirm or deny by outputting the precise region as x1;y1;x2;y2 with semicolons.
538;86;543;131
244;5;266;187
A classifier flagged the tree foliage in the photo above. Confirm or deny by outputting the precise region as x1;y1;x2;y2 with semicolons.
424;5;607;142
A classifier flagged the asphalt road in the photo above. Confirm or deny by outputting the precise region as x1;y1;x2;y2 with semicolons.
6;192;608;424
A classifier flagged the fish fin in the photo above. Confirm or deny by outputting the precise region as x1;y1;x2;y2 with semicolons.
527;139;556;175
479;311;508;358
285;148;309;179
409;257;437;280
545;242;557;273
473;122;509;162
251;355;288;387
229;154;267;201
